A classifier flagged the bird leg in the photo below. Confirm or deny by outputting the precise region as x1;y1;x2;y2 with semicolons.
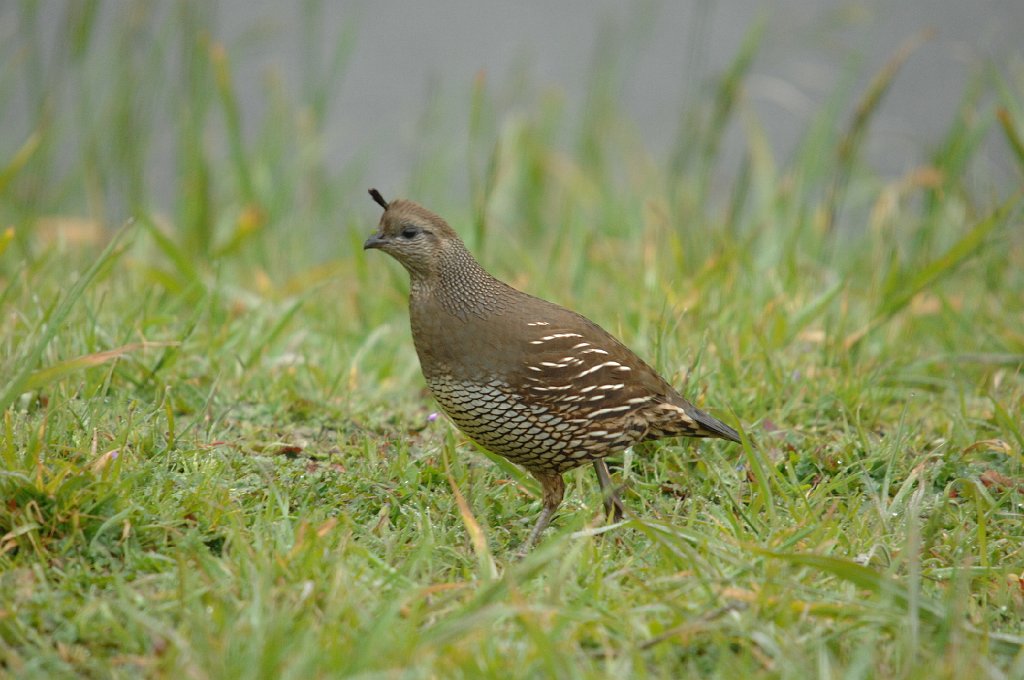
523;471;565;549
592;459;626;522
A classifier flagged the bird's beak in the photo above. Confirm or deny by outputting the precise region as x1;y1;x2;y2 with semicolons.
363;233;386;250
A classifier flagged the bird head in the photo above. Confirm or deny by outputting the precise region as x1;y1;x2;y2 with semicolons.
363;188;464;279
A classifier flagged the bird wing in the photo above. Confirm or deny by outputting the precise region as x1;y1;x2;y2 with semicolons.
499;301;739;442
504;304;674;420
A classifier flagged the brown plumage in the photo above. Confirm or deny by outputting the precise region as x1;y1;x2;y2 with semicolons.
364;189;740;548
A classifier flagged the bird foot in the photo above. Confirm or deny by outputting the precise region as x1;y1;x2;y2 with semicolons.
603;489;628;523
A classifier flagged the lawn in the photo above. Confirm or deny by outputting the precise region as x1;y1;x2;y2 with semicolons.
1;4;1023;678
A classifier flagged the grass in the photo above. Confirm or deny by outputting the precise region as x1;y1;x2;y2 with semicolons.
2;2;1024;678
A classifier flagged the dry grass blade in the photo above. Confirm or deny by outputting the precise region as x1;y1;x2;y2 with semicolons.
444;448;497;579
639;602;749;651
23;341;179;393
0;227;14;258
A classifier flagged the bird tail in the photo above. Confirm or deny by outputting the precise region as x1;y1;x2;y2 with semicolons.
689;406;741;442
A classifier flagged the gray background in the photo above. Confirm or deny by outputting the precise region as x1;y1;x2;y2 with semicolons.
226;0;1022;190
6;0;1022;214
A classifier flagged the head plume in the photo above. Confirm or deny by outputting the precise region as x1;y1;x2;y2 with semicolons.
368;188;389;210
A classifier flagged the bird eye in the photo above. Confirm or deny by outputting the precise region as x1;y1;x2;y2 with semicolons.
400;225;420;239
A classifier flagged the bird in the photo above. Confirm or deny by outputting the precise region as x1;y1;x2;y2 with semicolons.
363;188;740;549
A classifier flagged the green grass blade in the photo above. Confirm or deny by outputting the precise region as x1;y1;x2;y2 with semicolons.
825;30;932;231
0;131;42;195
880;193;1017;317
0;223;135;412
210;41;255;204
846;191;1020;349
997;107;1024;174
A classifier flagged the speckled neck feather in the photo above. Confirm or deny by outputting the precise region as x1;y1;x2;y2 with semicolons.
411;242;516;320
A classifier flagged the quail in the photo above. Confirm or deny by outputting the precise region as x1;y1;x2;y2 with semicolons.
363;189;740;548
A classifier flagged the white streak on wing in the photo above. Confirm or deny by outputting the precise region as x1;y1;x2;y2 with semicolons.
576;361;622;378
659;403;697;425
589;405;633;418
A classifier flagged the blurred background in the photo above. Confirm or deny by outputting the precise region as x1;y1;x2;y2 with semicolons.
3;0;1021;256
